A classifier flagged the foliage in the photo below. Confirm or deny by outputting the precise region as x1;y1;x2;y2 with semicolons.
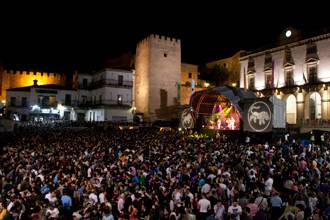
210;64;230;86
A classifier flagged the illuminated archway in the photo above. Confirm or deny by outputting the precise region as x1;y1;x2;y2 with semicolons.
309;92;322;120
286;94;297;124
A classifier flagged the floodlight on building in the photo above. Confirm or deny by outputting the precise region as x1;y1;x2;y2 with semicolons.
232;83;237;87
1;100;5;104
204;82;210;88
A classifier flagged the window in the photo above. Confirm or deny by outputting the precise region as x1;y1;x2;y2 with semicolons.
65;94;71;106
164;53;167;57
223;63;226;68
38;96;51;107
117;95;122;104
188;72;192;78
99;95;102;104
265;71;272;89
248;75;255;90
285;69;294;86
82;78;88;88
118;75;123;86
307;44;317;55
10;97;16;107
21;97;27;107
82;96;87;104
248;58;255;73
160;89;168;108
265;55;272;65
308;64;318;83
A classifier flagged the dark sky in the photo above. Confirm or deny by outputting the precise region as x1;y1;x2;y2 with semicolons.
1;3;329;72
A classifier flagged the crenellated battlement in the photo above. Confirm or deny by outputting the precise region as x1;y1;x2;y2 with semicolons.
137;34;180;49
150;34;180;43
3;69;64;77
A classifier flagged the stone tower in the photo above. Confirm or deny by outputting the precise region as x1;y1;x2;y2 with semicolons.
135;34;181;121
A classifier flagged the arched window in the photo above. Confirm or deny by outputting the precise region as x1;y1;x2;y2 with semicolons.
286;95;297;124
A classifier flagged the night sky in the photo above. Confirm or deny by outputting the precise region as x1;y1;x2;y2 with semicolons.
1;3;329;73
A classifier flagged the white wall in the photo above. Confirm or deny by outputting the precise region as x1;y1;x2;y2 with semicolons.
240;36;330;89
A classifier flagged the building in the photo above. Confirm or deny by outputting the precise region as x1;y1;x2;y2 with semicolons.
206;50;244;86
76;68;134;122
134;34;209;122
180;63;208;105
0;67;67;102
5;68;135;122
6;80;76;122
135;34;181;121
240;28;330;131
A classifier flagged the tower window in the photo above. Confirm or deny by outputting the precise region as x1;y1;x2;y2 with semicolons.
117;95;123;104
164;53;167;57
188;73;192;78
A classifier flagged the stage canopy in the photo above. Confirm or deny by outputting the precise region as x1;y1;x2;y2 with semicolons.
190;86;257;130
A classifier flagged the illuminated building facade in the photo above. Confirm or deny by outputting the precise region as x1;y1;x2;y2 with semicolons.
134;35;209;121
135;34;181;121
5;68;134;122
180;63;207;105
76;68;134;122
240;29;330;131
0;67;66;103
6;80;77;122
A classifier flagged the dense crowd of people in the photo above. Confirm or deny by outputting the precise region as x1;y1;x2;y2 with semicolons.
0;125;330;220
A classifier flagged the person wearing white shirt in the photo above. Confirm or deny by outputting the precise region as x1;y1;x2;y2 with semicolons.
46;205;60;219
99;192;106;204
198;195;211;220
214;200;225;220
228;201;242;220
89;192;98;205
264;175;273;194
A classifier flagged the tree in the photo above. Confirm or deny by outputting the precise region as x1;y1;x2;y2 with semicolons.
210;64;230;86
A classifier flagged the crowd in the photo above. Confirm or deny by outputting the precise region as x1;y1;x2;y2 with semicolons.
0;125;330;220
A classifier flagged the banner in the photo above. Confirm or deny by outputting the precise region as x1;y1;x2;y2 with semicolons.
243;98;272;132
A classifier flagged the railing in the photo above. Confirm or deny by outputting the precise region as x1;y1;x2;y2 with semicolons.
8;103;58;108
285;79;295;86
76;99;131;107
301;119;330;127
78;79;133;90
308;75;318;84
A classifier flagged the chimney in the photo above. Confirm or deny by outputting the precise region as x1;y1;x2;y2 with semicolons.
33;80;38;86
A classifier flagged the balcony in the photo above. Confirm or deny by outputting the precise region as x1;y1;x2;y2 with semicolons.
308;75;318;84
78;79;133;90
285;78;295;87
76;99;132;108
